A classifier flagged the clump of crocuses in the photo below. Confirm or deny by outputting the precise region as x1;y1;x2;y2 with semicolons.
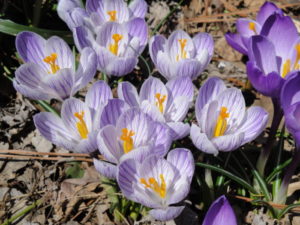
149;30;214;80
14;31;97;101
190;77;268;155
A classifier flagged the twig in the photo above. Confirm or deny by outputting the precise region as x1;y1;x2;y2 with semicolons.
0;149;89;157
0;154;93;162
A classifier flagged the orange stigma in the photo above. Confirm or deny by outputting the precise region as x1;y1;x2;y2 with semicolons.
140;174;166;198
155;93;167;113
109;33;123;56
213;107;229;137
176;39;187;61
43;53;60;74
107;10;117;21
248;22;257;34
74;111;89;139
120;128;135;153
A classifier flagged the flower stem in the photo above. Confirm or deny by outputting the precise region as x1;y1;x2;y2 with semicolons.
273;147;300;204
256;98;283;176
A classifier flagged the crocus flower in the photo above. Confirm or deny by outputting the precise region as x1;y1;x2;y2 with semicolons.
203;195;237;225
57;0;147;30
94;108;171;179
149;30;213;80
14;31;97;101
118;76;194;140
225;1;282;55
117;148;194;221
74;20;147;76
191;77;268;155
246;13;300;98
34;81;112;153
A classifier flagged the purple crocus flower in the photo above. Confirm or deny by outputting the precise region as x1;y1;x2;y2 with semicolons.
203;195;237;225
13;31;97;101
74;20;147;76
57;0;147;30
118;76;194;140
33;81;112;153
117;148;194;221
225;1;282;55
94;108;172;179
247;13;300;98
149;30;214;80
191;77;268;155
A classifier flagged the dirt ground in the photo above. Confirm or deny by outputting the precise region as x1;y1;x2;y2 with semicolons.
1;0;300;224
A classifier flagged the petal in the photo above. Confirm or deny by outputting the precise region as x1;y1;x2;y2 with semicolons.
149;35;167;65
140;76;168;106
86;80;113;111
117;158;137;196
199;100;219;138
16;31;46;65
284;103;300;134
117;81;140;107
212;132;245;152
167;122;190;140
175;59;203;80
86;0;103;13
45;36;74;69
119;145;155;163
43;68;75;100
73;47;97;94
100;99;130;127
225;33;248;55
151;121;171;155
61;98;92;137
104;0;129;23
156;51;175;80
195;77;226;122
129;0;147;18
93;158;117;179
190;124;218;155
126;18;148;52
203;195;237;225
236;19;260;37
247;61;284;98
75;130;98;153
149;206;185;221
97;125;122;163
57;0;83;28
33;112;77;151
105;56;138;77
13;80;52;100
248;35;279;75
261;13;298;59
167;148;195;182
256;1;282;25
193;32;214;58
166;76;194;102
165;96;190;122
280;71;300;111
238;106;268;144
141;100;165;122
73;26;94;51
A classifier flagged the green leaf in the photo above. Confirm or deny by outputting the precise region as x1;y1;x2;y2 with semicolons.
277;203;300;219
196;162;258;194
252;170;271;201
251;199;277;218
0;19;73;44
266;158;292;183
65;162;84;178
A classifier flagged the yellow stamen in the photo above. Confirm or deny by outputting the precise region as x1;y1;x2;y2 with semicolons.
74;111;89;139
155;93;167;113
213;107;229;137
109;33;123;56
120;128;135;153
282;59;291;78
293;44;300;69
107;10;117;21
176;39;187;61
248;22;257;34
43;53;60;74
140;174;166;198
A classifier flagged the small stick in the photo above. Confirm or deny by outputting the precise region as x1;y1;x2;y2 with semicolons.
0;149;89;157
0;154;93;162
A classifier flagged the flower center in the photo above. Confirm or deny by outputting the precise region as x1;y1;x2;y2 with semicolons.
109;33;123;56
107;10;117;21
248;22;257;34
43;53;60;74
176;39;187;61
213;107;229;137
155;93;167;113
120;128;135;153
281;44;300;78
74;111;89;139
140;174;166;198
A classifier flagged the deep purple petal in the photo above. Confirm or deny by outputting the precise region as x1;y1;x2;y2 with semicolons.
16;31;46;66
33;112;77;151
129;0;147;18
149;35;167;65
149;206;185;221
261;13;298;60
284;103;300;134
93;158;117;179
256;1;282;25
203;195;237;225
280;71;300;111
238;106;268;144
247;61;284;97
225;32;248;55
190;124;218;155
117;81;140;107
